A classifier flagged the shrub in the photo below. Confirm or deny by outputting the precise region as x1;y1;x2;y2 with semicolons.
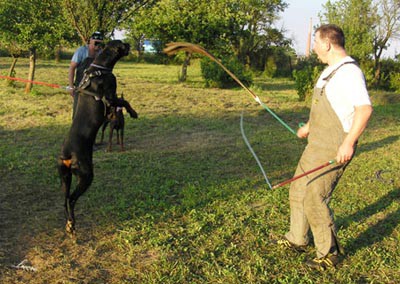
292;67;313;101
379;58;400;91
200;56;253;88
265;47;296;78
359;60;375;88
390;72;400;92
292;55;323;101
263;56;277;78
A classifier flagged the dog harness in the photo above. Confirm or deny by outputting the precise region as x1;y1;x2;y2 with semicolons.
77;66;114;116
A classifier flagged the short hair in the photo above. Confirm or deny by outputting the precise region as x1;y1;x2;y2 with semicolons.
315;24;345;48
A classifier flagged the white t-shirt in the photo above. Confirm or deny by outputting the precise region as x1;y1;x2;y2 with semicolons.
315;56;371;132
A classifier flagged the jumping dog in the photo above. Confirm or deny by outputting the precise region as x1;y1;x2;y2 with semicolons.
57;40;138;235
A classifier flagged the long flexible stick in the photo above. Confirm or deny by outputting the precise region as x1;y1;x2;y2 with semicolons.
163;42;297;136
240;112;273;189
272;160;336;189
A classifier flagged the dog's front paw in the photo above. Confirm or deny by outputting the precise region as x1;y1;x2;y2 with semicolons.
128;109;138;119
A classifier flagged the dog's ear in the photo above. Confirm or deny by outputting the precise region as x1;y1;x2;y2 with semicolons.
121;92;124;100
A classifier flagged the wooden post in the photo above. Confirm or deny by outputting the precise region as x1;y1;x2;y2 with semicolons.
305;18;312;57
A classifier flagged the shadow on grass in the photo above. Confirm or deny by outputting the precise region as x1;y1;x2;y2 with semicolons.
337;187;400;255
358;135;399;154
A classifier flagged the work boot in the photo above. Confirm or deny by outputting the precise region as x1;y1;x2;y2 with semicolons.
305;253;339;271
274;237;307;253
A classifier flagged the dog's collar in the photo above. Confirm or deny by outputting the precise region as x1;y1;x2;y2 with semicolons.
90;63;113;71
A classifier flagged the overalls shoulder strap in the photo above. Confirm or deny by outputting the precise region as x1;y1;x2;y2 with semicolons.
322;61;359;84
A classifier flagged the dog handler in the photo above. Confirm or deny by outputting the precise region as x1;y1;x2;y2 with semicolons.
68;31;104;118
276;24;373;270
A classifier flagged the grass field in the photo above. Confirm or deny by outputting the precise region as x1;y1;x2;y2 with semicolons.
0;57;399;283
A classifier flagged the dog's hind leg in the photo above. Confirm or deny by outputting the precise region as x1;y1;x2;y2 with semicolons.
119;128;124;151
66;158;94;235
116;129;121;145
100;120;110;144
57;157;73;233
108;126;114;152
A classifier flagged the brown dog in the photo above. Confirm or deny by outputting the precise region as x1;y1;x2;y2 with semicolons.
100;95;125;151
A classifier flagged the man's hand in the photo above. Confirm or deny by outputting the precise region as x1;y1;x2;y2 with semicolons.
297;122;310;138
336;141;354;164
336;105;373;164
68;87;75;97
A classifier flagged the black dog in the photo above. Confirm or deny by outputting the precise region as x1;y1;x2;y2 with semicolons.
100;95;125;152
57;40;138;235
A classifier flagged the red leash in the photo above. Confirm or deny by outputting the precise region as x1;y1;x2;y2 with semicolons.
272;160;336;189
0;75;69;90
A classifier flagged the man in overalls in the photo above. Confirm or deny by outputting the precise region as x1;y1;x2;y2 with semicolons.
277;24;373;270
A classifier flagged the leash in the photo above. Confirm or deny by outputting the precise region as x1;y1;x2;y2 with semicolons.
1;75;104;98
1;63;111;90
0;75;70;90
1;74;109;117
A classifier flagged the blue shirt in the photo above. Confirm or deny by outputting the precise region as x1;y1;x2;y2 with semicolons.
71;45;89;64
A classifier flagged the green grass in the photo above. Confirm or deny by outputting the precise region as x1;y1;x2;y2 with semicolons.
0;57;399;283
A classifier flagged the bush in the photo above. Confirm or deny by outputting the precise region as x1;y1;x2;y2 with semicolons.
390;72;400;92
0;48;10;57
292;55;324;101
292;67;313;101
379;58;400;91
359;60;375;88
200;56;253;88
263;56;277;78
264;47;295;78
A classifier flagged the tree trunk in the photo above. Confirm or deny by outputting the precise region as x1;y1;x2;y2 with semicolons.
6;56;18;86
55;46;61;63
25;48;36;94
288;55;293;77
179;52;192;82
8;57;18;77
374;62;381;87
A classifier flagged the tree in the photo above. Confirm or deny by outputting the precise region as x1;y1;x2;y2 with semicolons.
320;0;400;86
320;0;376;62
125;0;240;81
373;0;400;84
227;0;289;69
125;0;289;81
62;0;154;44
0;0;71;93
